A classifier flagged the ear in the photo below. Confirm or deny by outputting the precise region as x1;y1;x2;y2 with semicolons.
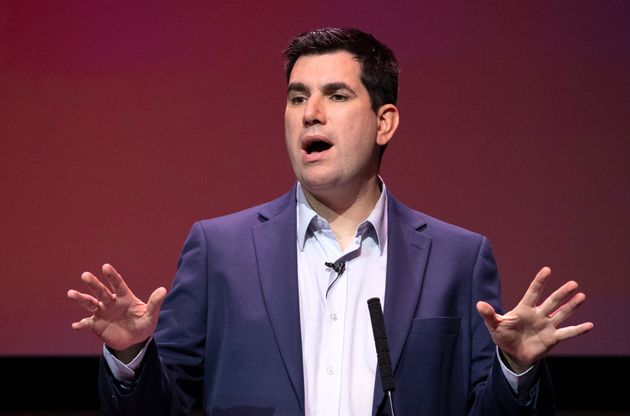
375;104;399;146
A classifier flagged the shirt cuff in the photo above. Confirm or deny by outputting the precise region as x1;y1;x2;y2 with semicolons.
102;338;152;383
497;346;538;397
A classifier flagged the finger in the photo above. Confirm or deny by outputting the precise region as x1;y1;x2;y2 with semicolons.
539;280;579;316
67;289;99;312
81;271;115;302
548;292;586;324
476;301;501;330
519;266;551;307
71;316;95;331
101;263;132;298
555;321;594;341
146;287;167;318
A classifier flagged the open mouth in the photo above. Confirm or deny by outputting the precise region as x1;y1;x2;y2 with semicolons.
303;137;333;155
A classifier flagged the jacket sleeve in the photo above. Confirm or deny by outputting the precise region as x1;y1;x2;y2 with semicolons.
98;222;208;415
468;237;555;415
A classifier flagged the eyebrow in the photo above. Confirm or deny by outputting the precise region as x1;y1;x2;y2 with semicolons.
321;82;353;95
287;82;308;94
287;82;355;96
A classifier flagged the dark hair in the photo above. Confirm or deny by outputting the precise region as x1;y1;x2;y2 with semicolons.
283;28;399;112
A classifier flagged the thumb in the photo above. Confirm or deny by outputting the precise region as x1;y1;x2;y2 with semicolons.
476;301;500;330
146;287;167;319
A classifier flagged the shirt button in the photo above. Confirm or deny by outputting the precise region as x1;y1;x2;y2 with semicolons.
327;367;334;375
330;313;338;321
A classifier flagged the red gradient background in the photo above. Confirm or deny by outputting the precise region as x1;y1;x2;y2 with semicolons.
1;1;628;356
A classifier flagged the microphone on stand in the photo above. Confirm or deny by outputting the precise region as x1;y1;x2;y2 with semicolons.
367;297;396;416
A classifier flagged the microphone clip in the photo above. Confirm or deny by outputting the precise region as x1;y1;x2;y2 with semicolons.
324;260;346;298
325;260;346;275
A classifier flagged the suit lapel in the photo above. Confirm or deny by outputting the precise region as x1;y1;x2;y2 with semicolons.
373;194;432;414
252;189;305;413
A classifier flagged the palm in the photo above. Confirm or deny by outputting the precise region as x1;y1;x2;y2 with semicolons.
485;299;562;365
90;292;155;351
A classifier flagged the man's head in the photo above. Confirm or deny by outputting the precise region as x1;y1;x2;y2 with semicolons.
283;28;399;112
282;29;400;205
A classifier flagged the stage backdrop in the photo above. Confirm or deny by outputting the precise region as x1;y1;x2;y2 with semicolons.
1;1;628;356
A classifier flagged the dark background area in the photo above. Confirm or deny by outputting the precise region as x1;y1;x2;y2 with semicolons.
0;356;628;413
1;1;628;412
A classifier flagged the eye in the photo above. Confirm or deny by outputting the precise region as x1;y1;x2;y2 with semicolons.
288;94;307;105
330;93;348;102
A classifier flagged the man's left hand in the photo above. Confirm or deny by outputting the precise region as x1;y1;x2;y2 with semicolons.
476;266;594;373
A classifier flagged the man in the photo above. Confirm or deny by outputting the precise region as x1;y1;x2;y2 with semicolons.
68;28;592;415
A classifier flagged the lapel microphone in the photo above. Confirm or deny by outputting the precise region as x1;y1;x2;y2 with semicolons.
324;260;346;274
324;260;346;297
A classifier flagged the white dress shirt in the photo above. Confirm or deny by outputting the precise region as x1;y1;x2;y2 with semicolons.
296;182;388;416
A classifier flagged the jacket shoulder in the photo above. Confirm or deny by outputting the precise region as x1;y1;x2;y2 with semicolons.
389;193;486;240
194;188;296;233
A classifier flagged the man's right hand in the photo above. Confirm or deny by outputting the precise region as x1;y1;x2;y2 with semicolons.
67;263;167;361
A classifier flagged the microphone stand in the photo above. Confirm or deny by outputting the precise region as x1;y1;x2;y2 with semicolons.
387;390;395;416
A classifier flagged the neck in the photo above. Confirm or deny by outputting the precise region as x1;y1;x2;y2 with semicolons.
302;177;382;250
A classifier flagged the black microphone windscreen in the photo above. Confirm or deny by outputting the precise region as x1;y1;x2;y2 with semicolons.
367;297;396;392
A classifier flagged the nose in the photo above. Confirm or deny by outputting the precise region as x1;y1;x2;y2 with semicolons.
303;95;326;126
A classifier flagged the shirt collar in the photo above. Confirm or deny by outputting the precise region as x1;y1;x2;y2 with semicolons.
295;179;388;255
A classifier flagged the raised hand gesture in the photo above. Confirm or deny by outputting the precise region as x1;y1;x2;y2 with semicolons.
67;263;167;358
476;266;593;373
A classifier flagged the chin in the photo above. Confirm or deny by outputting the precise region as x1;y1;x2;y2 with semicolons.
300;176;342;194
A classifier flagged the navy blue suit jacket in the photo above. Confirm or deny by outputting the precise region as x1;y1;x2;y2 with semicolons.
99;187;553;415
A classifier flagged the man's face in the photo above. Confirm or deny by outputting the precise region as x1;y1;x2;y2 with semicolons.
284;51;385;197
